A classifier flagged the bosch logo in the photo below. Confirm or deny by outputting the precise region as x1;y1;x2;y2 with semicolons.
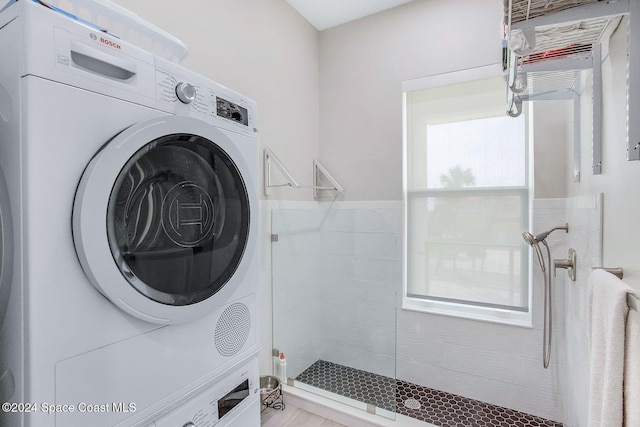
99;37;121;50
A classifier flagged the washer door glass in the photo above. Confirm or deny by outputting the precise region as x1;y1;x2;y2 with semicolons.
107;133;249;306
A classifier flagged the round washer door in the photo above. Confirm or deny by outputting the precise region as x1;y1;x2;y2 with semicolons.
73;116;257;324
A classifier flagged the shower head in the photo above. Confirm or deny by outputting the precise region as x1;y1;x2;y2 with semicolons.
522;231;537;246
533;223;569;243
522;223;569;244
522;231;545;270
521;223;569;271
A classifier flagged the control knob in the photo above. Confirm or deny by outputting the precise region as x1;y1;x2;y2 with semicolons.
182;423;195;427
175;82;196;104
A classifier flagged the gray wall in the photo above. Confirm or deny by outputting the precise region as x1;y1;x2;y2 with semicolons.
318;0;569;201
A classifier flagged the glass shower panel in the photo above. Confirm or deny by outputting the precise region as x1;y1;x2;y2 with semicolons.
272;208;399;419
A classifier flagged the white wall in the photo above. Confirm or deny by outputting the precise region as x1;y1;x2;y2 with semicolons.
561;15;640;426
563;194;604;427
567;16;640;289
112;0;321;202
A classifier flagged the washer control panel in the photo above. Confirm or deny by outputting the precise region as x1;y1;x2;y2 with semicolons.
175;82;197;104
148;358;259;427
156;70;210;114
155;68;256;137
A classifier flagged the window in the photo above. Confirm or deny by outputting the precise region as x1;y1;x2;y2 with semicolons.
403;66;531;326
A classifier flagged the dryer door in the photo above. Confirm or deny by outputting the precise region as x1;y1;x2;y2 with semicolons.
73;116;257;324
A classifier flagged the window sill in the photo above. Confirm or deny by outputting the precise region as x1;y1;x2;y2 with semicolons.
402;297;532;328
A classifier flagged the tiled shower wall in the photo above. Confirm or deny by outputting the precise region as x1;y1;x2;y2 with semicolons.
270;202;401;380
396;199;568;421
263;195;602;424
562;194;603;427
270;206;326;378
316;206;400;378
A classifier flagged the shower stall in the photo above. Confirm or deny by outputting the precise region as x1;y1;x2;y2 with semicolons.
271;206;400;419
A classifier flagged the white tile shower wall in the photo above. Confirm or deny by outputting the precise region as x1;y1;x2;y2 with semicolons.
317;207;400;378
271;206;326;378
266;199;597;423
260;200;321;376
396;199;567;421
266;201;402;381
562;194;603;427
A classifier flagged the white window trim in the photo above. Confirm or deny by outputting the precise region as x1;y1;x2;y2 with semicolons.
402;295;532;327
402;64;533;328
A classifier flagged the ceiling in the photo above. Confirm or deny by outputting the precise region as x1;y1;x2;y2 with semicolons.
286;0;415;31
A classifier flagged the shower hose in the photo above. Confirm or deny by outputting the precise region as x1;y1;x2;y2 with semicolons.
541;240;552;369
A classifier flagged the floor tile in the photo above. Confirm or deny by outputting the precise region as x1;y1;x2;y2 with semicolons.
296;360;562;427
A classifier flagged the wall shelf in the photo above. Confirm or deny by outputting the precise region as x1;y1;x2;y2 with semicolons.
504;0;635;177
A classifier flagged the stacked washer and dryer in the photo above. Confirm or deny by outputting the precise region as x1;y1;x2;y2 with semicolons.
0;0;261;425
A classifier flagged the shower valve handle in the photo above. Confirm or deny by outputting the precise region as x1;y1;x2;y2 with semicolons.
553;248;576;282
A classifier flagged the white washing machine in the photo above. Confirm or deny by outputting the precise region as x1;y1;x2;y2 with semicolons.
0;1;261;426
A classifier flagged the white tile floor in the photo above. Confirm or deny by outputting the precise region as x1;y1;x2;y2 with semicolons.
261;405;346;427
260;385;431;427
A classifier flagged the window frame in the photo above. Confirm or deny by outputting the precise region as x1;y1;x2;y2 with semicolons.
402;64;533;327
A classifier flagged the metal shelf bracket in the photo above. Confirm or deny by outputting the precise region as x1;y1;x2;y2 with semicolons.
263;148;300;196
263;148;345;198
312;159;344;199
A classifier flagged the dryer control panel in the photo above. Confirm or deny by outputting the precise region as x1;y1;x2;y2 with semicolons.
154;59;257;138
146;358;259;427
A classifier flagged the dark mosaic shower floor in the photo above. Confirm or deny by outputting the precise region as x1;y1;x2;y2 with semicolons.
296;360;563;427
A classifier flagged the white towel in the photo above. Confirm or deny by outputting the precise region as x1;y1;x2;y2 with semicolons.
625;299;640;427
588;269;639;427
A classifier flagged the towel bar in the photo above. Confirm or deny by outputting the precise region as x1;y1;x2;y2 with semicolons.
592;267;636;311
592;267;624;280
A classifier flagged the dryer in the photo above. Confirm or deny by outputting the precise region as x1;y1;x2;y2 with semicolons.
0;1;260;426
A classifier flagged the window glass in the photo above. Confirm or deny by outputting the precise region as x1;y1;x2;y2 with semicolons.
404;73;530;323
407;192;527;309
426;116;526;189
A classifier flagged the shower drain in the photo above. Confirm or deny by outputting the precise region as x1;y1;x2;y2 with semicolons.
404;398;422;410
